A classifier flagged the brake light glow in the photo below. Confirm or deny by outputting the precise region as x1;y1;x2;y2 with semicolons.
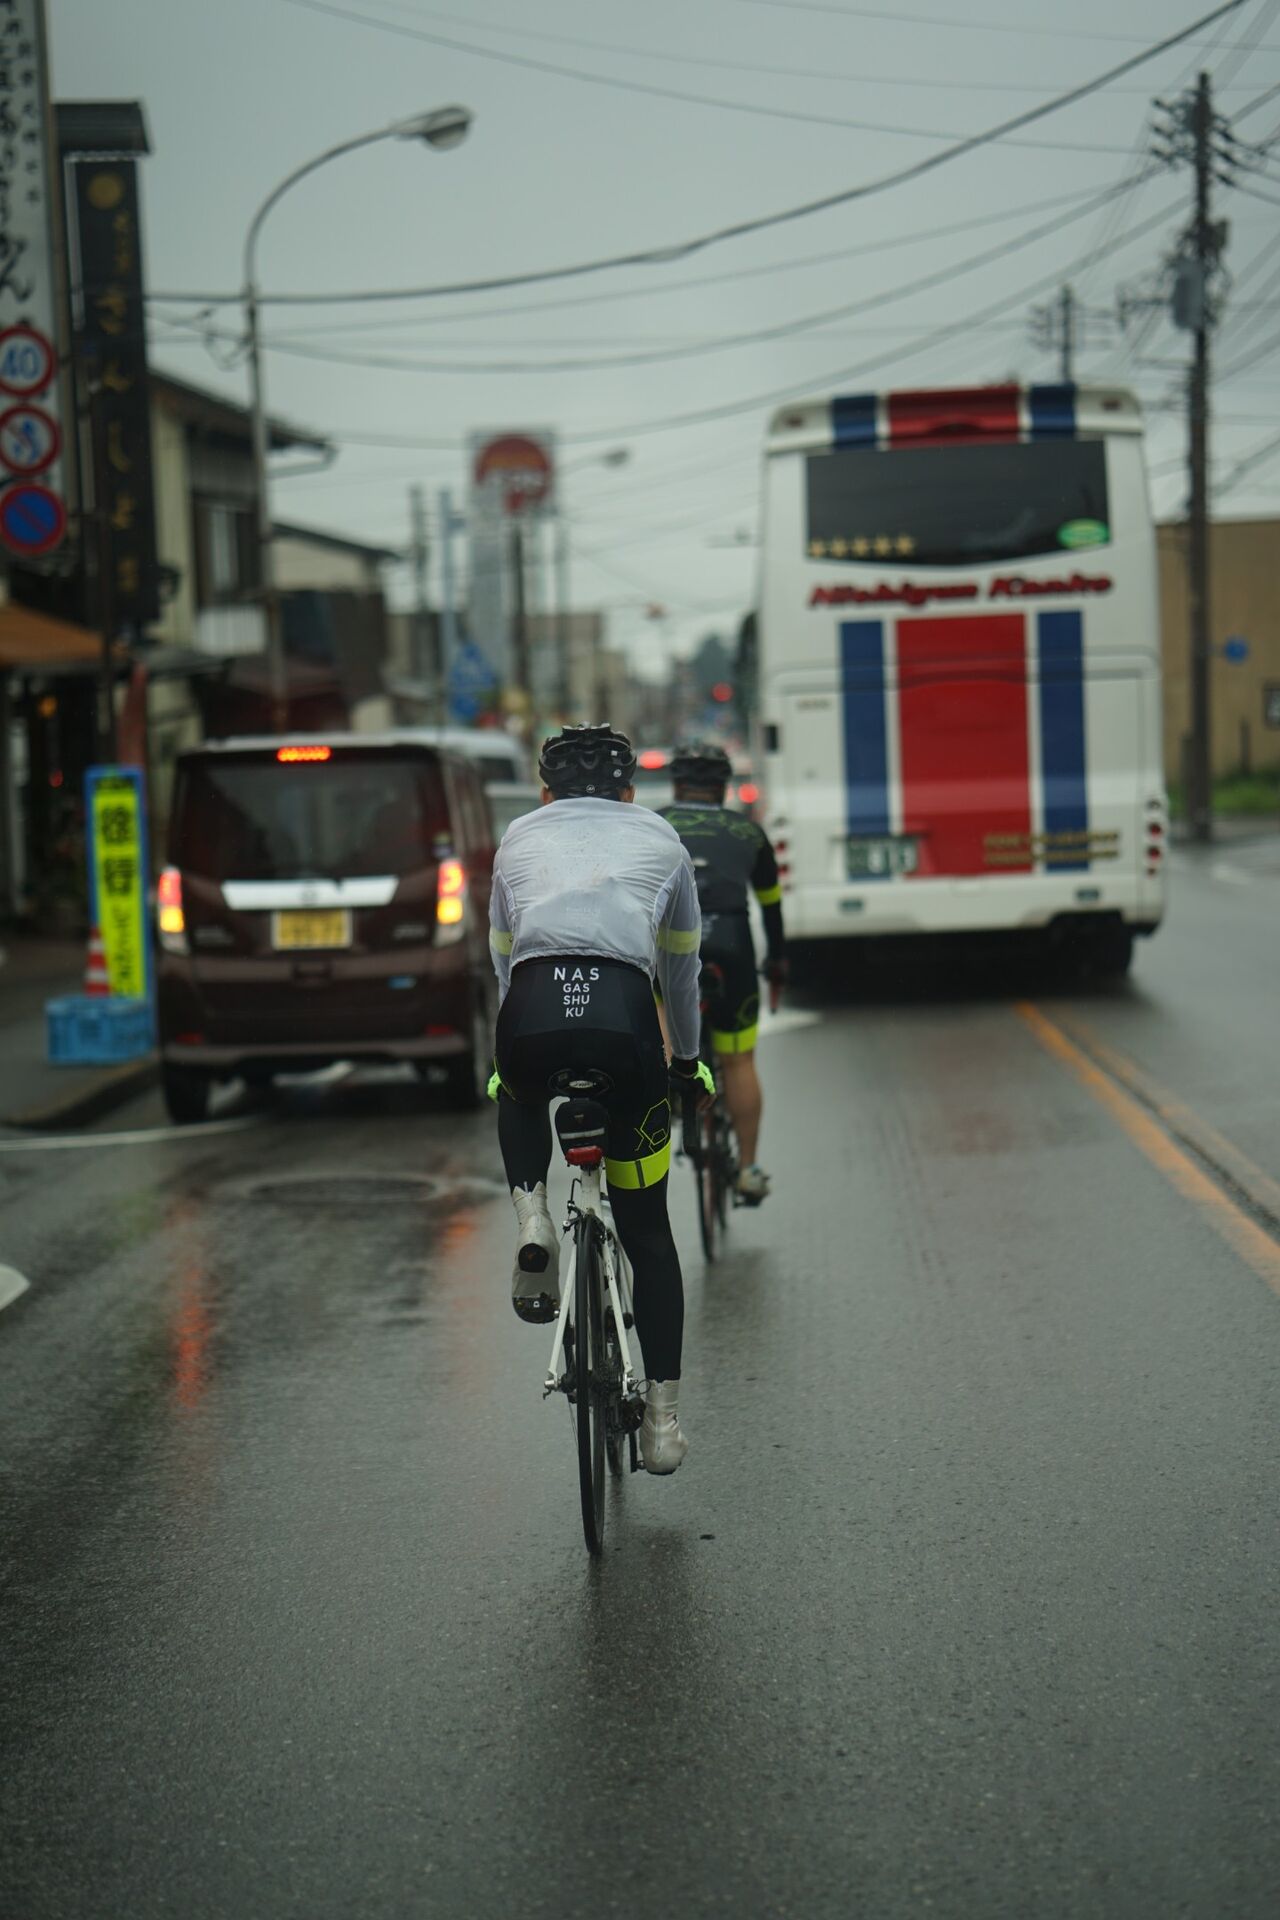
276;745;331;763
737;782;760;806
437;856;466;926
158;866;185;937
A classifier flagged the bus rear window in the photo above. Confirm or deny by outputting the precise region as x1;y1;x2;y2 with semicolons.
805;439;1110;568
172;752;450;880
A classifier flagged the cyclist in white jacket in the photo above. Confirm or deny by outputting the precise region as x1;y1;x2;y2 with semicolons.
488;725;710;1474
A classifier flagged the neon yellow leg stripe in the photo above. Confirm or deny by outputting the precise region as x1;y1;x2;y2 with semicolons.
711;1024;758;1055
605;1140;672;1190
754;884;782;906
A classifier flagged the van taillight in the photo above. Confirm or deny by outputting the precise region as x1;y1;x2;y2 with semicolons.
158;867;188;951
437;857;466;933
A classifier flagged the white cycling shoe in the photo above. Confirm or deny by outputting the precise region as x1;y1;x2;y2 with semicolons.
640;1379;688;1474
736;1164;770;1206
510;1183;560;1324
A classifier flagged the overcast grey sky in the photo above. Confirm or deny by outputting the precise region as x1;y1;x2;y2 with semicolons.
51;0;1280;663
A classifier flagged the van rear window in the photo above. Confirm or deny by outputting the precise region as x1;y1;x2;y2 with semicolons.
805;439;1110;568
172;752;450;880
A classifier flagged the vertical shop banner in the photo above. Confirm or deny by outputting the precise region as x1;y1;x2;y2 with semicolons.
86;764;152;1001
73;159;158;622
0;0;67;550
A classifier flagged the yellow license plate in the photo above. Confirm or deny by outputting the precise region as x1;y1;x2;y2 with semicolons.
272;909;352;951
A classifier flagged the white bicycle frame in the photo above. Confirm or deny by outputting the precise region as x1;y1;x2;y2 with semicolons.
543;1164;642;1404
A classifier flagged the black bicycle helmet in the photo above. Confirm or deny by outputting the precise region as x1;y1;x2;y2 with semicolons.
670;738;733;789
538;723;638;799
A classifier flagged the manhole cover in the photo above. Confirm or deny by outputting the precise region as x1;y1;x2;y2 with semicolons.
238;1173;442;1207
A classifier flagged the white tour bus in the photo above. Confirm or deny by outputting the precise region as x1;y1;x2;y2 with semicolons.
756;382;1167;973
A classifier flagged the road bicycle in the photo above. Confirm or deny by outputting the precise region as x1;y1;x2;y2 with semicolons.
542;1068;646;1555
682;962;740;1264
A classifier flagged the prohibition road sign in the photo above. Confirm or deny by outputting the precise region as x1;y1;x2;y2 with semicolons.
0;403;60;477
0;483;67;556
0;325;56;399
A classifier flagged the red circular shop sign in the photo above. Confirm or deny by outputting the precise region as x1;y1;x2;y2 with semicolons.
473;433;554;515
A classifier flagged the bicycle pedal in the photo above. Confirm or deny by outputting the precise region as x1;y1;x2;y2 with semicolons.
623;1311;635;1329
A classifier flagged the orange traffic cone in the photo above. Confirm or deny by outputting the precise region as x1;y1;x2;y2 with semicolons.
84;926;110;997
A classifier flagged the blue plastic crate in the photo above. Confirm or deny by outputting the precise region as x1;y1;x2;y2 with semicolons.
46;995;155;1066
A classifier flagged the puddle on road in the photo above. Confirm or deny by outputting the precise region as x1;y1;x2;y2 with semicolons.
225;1170;506;1210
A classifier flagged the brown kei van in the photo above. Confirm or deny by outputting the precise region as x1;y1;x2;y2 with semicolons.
156;734;496;1123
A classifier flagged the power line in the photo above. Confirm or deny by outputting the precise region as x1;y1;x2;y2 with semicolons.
373;1;1263;98
1217;420;1280;484
323;196;1184;452
280;0;1148;155
1212;0;1280;85
152;181;1130;338
732;0;1268;43
188;169;1164;378
155;0;1246;310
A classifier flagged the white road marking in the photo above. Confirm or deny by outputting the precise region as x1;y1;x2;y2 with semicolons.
0;1264;31;1311
1210;863;1254;886
0;1114;263;1154
757;1007;821;1039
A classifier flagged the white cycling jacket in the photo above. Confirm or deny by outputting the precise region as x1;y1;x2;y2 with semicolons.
488;797;703;1060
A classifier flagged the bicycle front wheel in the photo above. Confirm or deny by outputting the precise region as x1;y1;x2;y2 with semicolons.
574;1218;607;1554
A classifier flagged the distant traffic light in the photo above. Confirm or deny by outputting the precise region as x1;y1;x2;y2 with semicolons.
711;682;734;703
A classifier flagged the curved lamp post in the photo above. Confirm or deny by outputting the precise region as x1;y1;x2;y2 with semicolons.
243;105;473;729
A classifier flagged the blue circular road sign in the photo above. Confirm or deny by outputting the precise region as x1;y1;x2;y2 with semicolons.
0;482;67;556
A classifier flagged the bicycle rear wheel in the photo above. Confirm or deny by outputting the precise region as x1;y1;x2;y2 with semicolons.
715;1108;737;1232
695;1104;720;1264
574;1218;607;1554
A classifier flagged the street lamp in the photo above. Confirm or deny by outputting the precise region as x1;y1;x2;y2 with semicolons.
243;106;473;730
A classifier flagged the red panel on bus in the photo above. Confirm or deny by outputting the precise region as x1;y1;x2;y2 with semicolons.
897;614;1032;875
886;384;1021;448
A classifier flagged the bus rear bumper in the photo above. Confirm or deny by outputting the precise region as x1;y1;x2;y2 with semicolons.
782;873;1166;941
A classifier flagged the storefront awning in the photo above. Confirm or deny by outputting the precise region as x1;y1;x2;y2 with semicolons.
0;603;108;673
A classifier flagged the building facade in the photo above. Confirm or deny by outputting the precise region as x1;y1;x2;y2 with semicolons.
1157;517;1280;783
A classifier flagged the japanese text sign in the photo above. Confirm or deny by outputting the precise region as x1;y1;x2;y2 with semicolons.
73;160;158;622
87;765;152;1001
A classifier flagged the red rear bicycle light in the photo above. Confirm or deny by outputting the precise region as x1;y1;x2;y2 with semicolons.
638;750;667;770
737;781;759;806
566;1146;605;1169
276;744;331;763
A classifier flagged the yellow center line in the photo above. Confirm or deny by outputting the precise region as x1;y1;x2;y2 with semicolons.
1016;1002;1280;1301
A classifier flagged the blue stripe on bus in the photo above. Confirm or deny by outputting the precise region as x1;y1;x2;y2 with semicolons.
832;394;878;449
1038;610;1089;870
1028;383;1076;438
840;620;890;848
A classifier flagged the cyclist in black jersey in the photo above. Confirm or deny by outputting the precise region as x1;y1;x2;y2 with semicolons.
659;741;787;1205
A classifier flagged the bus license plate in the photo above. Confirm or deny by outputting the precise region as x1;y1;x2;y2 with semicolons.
847;836;918;878
272;909;353;950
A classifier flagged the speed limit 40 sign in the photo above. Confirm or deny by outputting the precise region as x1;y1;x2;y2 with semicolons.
0;325;56;398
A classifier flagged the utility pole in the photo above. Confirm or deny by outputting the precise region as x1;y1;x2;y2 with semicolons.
1057;283;1075;383
1186;70;1214;846
408;484;436;714
510;520;531;712
1028;283;1114;382
438;487;460;710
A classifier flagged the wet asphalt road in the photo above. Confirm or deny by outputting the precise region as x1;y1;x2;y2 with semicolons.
3;843;1280;1919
